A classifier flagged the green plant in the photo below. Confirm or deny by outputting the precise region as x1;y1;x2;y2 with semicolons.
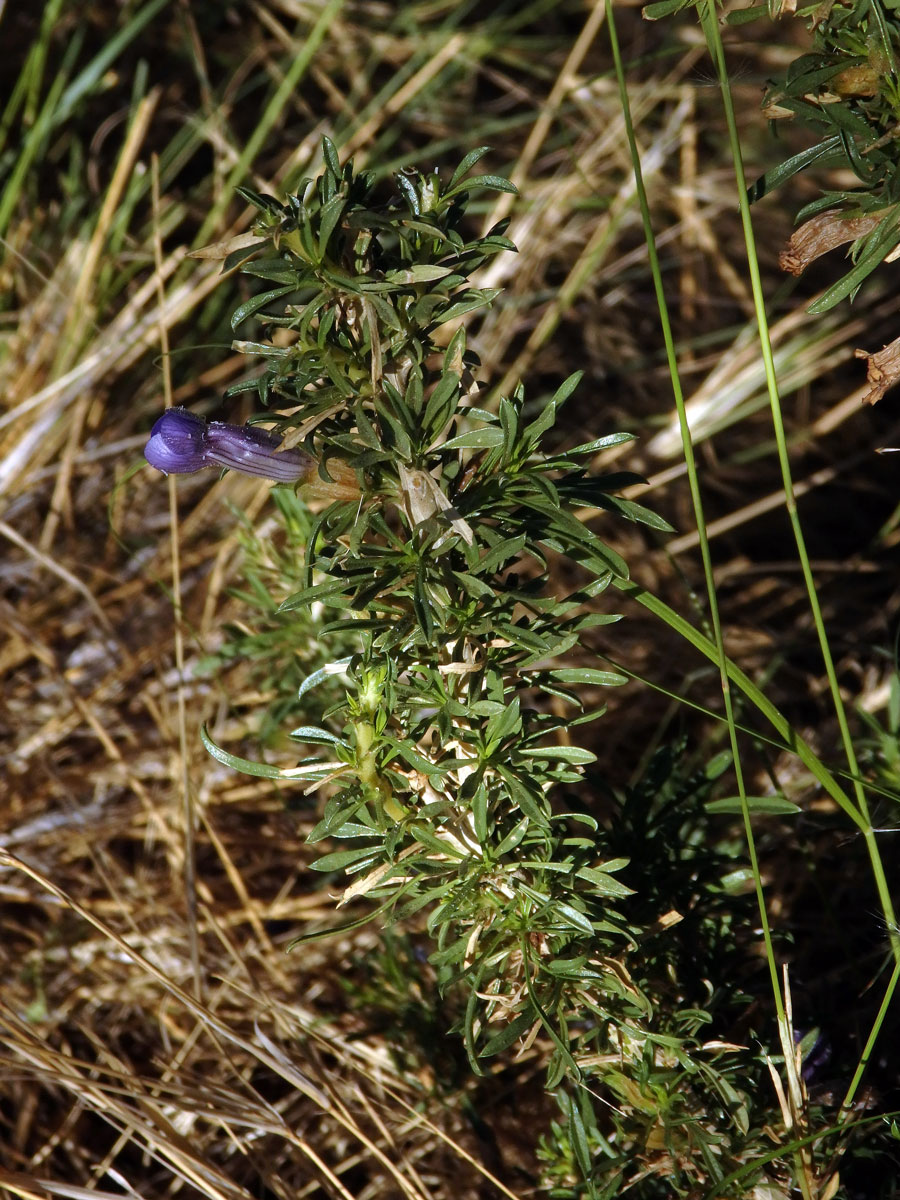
146;125;900;1194
148;142;776;1193
185;141;663;1067
745;0;900;314
194;490;357;743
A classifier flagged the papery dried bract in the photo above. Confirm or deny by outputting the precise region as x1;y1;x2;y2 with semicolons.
856;336;900;405
779;210;882;276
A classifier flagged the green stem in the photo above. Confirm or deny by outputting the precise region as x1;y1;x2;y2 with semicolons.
840;955;900;1116
607;0;784;1023
698;0;898;957
613;579;866;833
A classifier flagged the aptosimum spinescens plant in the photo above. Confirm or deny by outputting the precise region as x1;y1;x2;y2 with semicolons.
144;136;653;1041
146;143;775;1193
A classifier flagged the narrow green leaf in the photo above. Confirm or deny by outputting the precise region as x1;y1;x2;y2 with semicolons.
231;284;295;330
242;257;299;284
472;783;489;845
480;1011;535;1057
463;978;487;1076
609;498;675;531
286;905;386;948
321;135;341;178
575;867;635;897
705;750;733;780
567;432;635;454
521;397;558;447
311;846;379;873
478;534;526;576
384;738;443;775
494;818;529;855
413;560;434;640
384;264;452;283
527;746;597;765
201;724;306;780
549;668;628;687
499;396;518;457
747;135;843;203
555;901;594;935
289;726;348;747
568;1093;592;1177
278;577;348;612
496;764;548;824
485;697;522;747
724;2;769;23
643;0;694;16
448;146;492;190
317;193;348;259
550;371;583;408
423;370;461;439
706;796;801;816
432;290;500;324
807;220;900;312
441;427;504;450
410;822;470;860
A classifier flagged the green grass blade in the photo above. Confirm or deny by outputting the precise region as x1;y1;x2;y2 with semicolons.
606;0;785;1020
698;0;899;960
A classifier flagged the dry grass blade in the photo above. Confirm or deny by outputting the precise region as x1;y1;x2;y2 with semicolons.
40;88;162;551
0;849;442;1200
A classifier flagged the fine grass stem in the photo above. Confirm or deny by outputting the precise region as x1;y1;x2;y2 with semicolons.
699;0;899;964
608;0;784;1024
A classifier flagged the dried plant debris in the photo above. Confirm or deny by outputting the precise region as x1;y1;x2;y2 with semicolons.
749;1;900;314
778;210;884;277
856;334;900;405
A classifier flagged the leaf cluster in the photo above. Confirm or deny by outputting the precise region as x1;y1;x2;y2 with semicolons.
195;490;356;741
744;0;900;309
223;138;515;425
204;144;671;1064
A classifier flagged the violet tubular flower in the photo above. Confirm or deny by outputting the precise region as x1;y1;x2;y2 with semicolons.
206;420;314;482
144;407;314;483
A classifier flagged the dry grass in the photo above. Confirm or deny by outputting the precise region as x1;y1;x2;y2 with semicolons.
2;2;899;1196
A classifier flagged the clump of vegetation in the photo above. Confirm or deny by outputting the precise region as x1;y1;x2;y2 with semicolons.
191;143;661;1075
162;135;898;1195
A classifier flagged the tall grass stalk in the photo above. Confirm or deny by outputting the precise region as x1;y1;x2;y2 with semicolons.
698;0;899;961
193;0;348;248
606;0;780;1016
608;3;900;1190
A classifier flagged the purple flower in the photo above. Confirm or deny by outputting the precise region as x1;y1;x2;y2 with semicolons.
145;408;314;483
144;408;209;473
